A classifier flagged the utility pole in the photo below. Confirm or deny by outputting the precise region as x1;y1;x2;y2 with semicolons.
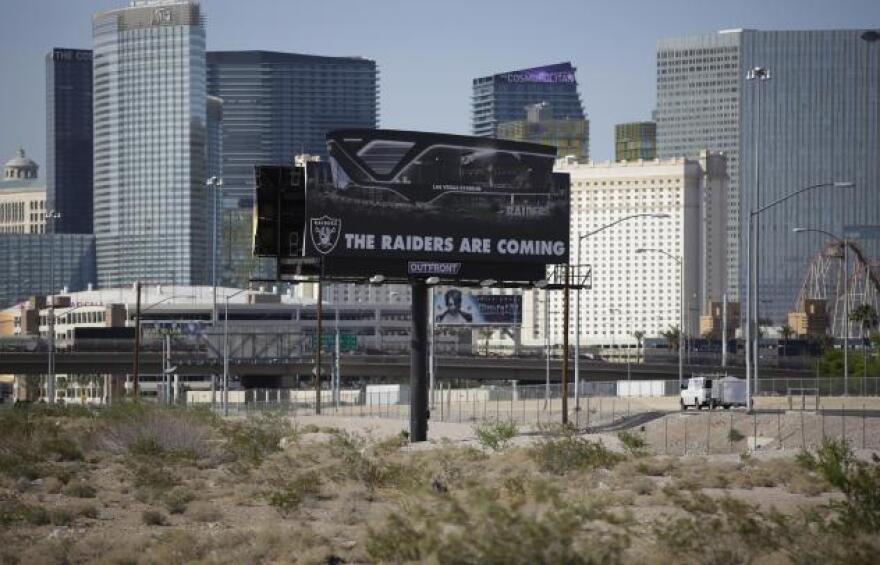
561;265;570;424
721;293;728;368
132;281;141;398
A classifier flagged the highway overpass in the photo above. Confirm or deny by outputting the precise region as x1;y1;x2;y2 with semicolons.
0;351;817;383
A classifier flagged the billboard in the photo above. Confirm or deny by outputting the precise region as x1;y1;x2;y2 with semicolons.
301;129;569;281
433;288;522;326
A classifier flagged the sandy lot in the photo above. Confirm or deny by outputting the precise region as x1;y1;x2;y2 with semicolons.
1;405;878;564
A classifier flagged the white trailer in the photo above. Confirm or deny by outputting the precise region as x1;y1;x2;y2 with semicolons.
680;374;746;410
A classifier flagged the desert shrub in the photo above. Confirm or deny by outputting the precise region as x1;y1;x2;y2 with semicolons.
367;490;629;564
727;428;746;443
329;431;411;492
132;463;176;491
224;412;294;466
634;457;678;477
49;508;75;526
530;435;623;475
0;496;50;526
187;502;223;523
0;406;87;481
39;437;83;462
43;476;63;494
787;473;825;496
266;470;322;516
99;404;217;460
473;421;518;451
141;509;169;526
798;439;880;534
75;503;99;519
652;495;790;564
162;487;196;514
63;480;96;498
374;431;409;455
617;430;647;456
631;476;656;496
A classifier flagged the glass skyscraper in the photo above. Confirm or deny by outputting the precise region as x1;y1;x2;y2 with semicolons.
472;62;586;138
206;51;379;206
655;29;880;322
46;48;93;234
92;0;209;287
206;50;378;285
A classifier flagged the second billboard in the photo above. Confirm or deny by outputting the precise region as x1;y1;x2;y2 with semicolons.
433;289;522;326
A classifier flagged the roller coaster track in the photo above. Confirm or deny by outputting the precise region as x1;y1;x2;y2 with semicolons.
793;240;879;337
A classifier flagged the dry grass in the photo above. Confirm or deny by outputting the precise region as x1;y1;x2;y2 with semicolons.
2;406;879;564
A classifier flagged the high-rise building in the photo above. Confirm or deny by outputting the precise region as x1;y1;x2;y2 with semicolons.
497;102;589;160
206;51;379;285
206;51;379;206
46;48;93;234
655;29;880;322
92;0;210;287
522;153;728;350
615;121;656;162
472;62;586;138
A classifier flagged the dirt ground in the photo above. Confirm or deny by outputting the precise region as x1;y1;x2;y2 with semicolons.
1;406;878;564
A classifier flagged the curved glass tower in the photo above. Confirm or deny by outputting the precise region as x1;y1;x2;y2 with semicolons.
92;0;209;287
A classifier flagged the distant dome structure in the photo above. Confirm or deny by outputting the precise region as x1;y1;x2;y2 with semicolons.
4;149;38;180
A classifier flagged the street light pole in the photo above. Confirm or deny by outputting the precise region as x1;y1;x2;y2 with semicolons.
636;248;684;395
44;209;61;403
744;181;855;409
573;212;669;421
793;228;851;394
746;66;770;405
223;288;248;416
206;177;222;325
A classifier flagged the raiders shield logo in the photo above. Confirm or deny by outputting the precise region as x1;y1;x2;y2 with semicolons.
309;216;341;255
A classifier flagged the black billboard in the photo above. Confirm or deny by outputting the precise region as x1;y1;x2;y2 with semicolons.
302;129;569;280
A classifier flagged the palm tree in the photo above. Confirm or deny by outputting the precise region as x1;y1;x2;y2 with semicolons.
632;330;645;363
850;304;879;389
850;304;879;337
661;326;680;353
780;324;794;357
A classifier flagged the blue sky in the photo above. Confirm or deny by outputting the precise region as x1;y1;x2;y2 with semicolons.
2;0;878;168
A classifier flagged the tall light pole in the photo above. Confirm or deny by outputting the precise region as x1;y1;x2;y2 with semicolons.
44;209;62;403
745;181;855;409
636;248;684;395
793;228;852;394
223;288;249;416
574;213;669;418
206;177;222;325
745;66;770;404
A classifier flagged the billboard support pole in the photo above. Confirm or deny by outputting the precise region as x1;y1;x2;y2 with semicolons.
562;265;570;425
410;279;429;442
315;258;323;415
428;286;435;410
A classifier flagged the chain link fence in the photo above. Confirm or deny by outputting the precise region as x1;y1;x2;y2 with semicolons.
188;377;880;449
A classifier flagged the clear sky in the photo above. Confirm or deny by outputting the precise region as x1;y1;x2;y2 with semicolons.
2;0;878;169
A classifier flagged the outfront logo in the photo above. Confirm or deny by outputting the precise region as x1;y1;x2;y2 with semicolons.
309;216;341;255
